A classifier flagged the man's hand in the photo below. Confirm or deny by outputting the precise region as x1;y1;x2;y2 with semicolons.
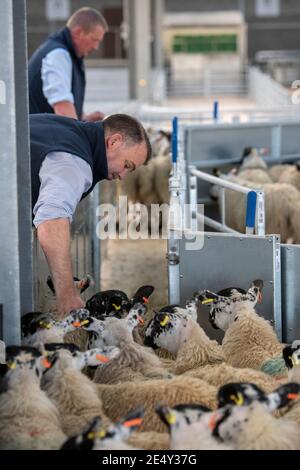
57;294;85;318
37;218;85;318
83;111;105;122
53;100;78;119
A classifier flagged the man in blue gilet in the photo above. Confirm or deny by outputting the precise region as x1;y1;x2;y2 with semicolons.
30;113;151;317
29;7;108;121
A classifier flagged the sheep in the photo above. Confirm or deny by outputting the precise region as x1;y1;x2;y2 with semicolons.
198;283;286;375
21;309;91;346
96;376;217;433
144;308;225;374
185;364;281;394
274;164;300;191
283;342;300;383
156;404;232;450
213;382;300;450
220;175;300;243
269;162;300;189
237;147;273;184
0;349;66;450
40;344;120;436
61;414;170;450
81;305;172;383
269;164;291;182
86;285;154;320
61;408;144;450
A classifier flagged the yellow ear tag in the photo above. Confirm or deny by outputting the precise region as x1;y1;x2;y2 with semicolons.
96;430;107;439
166;411;176;425
292;355;300;367
39;321;51;329
80;320;90;326
87;432;95;440
230;392;244;406
160;315;169;327
202;298;214;305
7;361;17;370
112;304;121;311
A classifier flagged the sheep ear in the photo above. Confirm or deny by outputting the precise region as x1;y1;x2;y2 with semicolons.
131;285;155;305
82;416;102;436
282;346;294;369
266;383;300;412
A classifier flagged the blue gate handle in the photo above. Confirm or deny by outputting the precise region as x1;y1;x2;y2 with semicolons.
213;100;219;121
172;116;178;164
246;191;257;230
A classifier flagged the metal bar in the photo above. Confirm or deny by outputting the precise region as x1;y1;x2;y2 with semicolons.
220;188;226;225
191;168;251;195
0;0;30;344
189;176;198;232
196;213;239;234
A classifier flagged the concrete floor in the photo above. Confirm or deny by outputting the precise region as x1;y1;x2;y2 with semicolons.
101;238;168;311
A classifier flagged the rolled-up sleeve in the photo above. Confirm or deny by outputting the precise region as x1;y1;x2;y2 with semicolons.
33;152;93;228
41;48;74;106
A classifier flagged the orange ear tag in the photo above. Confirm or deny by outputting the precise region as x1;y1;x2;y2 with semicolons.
96;354;110;363
72;321;81;328
123;418;143;428
142;297;149;304
138;315;144;325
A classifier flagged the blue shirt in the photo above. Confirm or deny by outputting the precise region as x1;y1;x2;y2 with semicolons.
33;151;93;227
41;48;74;106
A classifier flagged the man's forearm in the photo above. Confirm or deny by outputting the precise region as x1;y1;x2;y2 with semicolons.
37;218;84;315
53;101;78;119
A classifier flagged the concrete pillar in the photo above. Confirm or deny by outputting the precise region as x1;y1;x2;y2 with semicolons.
128;0;151;101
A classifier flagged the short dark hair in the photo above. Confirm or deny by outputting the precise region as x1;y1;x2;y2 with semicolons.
103;114;152;164
67;7;108;33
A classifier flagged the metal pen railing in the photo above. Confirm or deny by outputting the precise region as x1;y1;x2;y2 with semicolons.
189;168;265;236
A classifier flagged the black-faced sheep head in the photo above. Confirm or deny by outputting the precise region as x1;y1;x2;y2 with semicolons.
144;309;190;354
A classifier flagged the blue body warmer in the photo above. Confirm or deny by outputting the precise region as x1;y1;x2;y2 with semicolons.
30;114;108;213
28;27;86;119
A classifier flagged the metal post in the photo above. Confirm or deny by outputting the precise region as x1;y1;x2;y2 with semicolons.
13;1;34;318
220;188;226;225
128;0;151;102
153;0;164;69
0;0;32;344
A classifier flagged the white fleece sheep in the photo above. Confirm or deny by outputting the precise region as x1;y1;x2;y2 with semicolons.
200;289;285;374
221;174;300;243
214;383;300;450
144;309;224;374
41;347;119;436
156;404;232;450
96;376;218;433
22;310;90;346
85;308;172;383
0;356;66;449
185;363;281;394
237;148;273;185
